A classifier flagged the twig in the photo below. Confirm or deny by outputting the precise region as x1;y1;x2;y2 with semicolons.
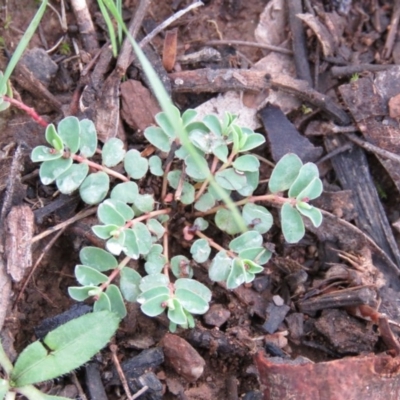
110;344;134;400
71;372;88;400
2;96;48;127
132;386;149;400
331;64;395;77
205;39;293;55
382;0;400;59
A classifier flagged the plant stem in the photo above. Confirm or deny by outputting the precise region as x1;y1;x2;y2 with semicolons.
195;230;236;258
125;208;171;229
2;96;48;127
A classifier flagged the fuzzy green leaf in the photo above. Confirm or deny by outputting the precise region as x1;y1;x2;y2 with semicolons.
79;119;98;157
213;144;228;162
242;203;273;234
175;279;211;314
144;245;166;274
185;154;209;181
139;273;169;292
239;247;271;265
75;265;108;286
79;247;118;272
106;285;127;318
106;230;126;255
10;311;119;387
45;123;64;152
296;203;323;227
229;231;263;253
215;209;242;235
39;158;73;185
288;162;319;198
203;114;222;136
93;293;111;313
194;192;215;212
149;155;164;176
56;163;89;194
190;239;211;263
233;155;260;172
209;251;232;282
193;217;209;231
182;109;198;126
215;168;247;190
102;138;125;167
92;224;119;239
167;299;187;325
236;170;259;196
31;146;62;162
239;132;265;152
140;293;169;317
124;149;149;179
98;199;130;226
134;194;154;213
68;286;100;301
79;172;109;204
57;116;81;154
128;222;152;256
296;177;323;201
269;153;303;193
281;203;305;243
146;218;165;240
226;258;246;289
171;255;193;279
120;267;141;302
155;108;179;138
110;182;139;204
144;126;171;152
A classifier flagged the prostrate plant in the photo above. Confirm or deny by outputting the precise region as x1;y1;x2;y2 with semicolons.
0;311;119;400
31;108;323;332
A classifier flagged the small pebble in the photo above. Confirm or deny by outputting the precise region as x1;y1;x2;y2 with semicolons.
272;295;284;306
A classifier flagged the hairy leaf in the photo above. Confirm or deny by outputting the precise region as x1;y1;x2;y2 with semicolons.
281;203;305;243
124;149;148;179
79;172;109;204
79;119;98;157
269;153;302;193
57;116;81;154
79;247;118;272
39;157;72;185
120;267;141;302
56;163;89;194
242;203;273;234
111;181;139;204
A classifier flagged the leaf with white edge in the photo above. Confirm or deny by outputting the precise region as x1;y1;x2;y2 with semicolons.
208;251;232;282
144;245;167;274
167;171;195;205
106;230;126;255
75;265;108;286
111;181;139;204
215;168;247;190
124;149;149;179
79;172;109;204
10;311;119;387
171;255;193;278
144;126;171;152
58;116;81;154
242;203;273;234
239;247;272;265
233;154;260;172
168;298;187;325
147;218;165;240
120;267;141;302
203;114;222;136
56;163;89;194
185;154;209;181
106;285;127;318
80;247;118;272
296;203;323;227
39;157;73;185
31;145;62;162
296;177;323;201
281;202;305;243
149;155;163;176
243;259;264;274
79;118;97;157
194;217;209;231
213;143;228;162
215;209;242;235
68;286;100;301
194;192;215;212
140;293;169;317
132;222;152;255
229;231;263;253
175;279;211;314
93;292;111;313
98;200;128;226
269;153;303;193
111;199;135;221
182;108;198;126
139;273;169;292
288;162;319;198
45;123;64;151
134;194;154;213
237;170;259;197
190;239;211;263
155;108;179;138
226;258;246;289
102;138;125;167
239;132;265;152
122;229;139;259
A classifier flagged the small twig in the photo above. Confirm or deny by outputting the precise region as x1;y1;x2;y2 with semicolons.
195;230;236;258
2;96;48;127
194;156;219;201
71;372;88;400
331;64;395;77
316;143;353;165
110;344;134;400
131;386;149;400
382;0;400;59
206;40;293;55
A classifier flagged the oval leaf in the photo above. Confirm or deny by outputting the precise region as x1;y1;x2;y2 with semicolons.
56;163;89;194
144;126;171;152
242;203;273;234
106;285;127;318
58;116;81;154
209;251;232;282
124;149;148;179
120;268;141;302
233;154;260;172
79;119;97;157
149;155;163;176
79;246;118;272
45;123;64;151
288;162;319;198
215;209;242;235
215;168;247;191
102;138;125;167
190;239;211;263
281;202;305;243
296;177;323;201
75;265;108;286
79;172;109;204
229;231;263;253
269;153;302;193
39;157;73;185
171;255;193;279
111;181;139;204
296;203;323;227
31;146;62;162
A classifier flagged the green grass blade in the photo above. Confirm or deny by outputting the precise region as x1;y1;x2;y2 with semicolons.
102;0;247;232
0;0;49;94
97;0;118;57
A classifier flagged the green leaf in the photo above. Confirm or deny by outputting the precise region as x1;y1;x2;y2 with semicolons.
39;157;73;185
79;172;110;204
149;155;164;176
102;138;125;167
98;200;128;226
215;168;247;190
140;293;169;317
182;109;198;126
132;222;153;255
139;273;169;292
281;203;305;243
167;171;195;205
208;184;231;201
171;255;193;278
213;144;228;162
190;239;211;263
242;203;273;234
134;194;154;213
31;145;62;162
185;154;209;181
236;170;259;196
45;123;64;151
124;149;149;179
233;155;260;172
80;247;118;272
147;218;165;240
93;292;111;312
92;223;117;239
106;285;127;318
56;163;89;194
144;245;167;274
239;132;265;152
193;217;209;231
111;182;139;204
203;114;222;136
168;299;187;325
296;203;323;227
226;258;246;289
296;177;323;201
106;230;126;255
215;209;242;235
79;119;98;157
10;311;119;387
288;162;319;198
144;126;171;152
0;379;9;399
239;247;272;265
229;231;263;253
155;108;179;138
209;251;232;282
194;192;215;212
269;153;303;193
120;267;141;302
175;278;211;314
57;116;81;154
75;265;108;286
68;286;100;301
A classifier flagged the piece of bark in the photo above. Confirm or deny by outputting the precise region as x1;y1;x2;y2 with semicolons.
5;205;34;282
120;347;164;379
85;363;108;400
162;28;178;72
262;302;290;334
255;351;400;400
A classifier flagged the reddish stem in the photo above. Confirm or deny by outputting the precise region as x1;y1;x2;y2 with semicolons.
3;95;48;127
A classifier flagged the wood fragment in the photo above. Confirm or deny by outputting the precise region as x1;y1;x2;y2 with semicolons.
162;28;178;72
382;0;400;59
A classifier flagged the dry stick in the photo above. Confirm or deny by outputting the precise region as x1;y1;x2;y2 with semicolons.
2;96;48;127
331;64;395;78
71;372;88;400
131;386;150;400
382;0;400;59
109;344;134;400
205;40;293;55
31;207;97;244
14;226;67;308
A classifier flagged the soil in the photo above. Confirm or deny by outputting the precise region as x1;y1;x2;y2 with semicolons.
1;0;400;399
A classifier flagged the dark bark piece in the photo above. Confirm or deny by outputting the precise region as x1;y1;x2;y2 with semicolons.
324;134;400;266
285;313;304;343
85;362;108;400
262;302;290;334
255;351;400;400
127;372;163;400
259;103;323;163
33;194;80;225
233;284;268;318
120;347;164;379
5;205;34;282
